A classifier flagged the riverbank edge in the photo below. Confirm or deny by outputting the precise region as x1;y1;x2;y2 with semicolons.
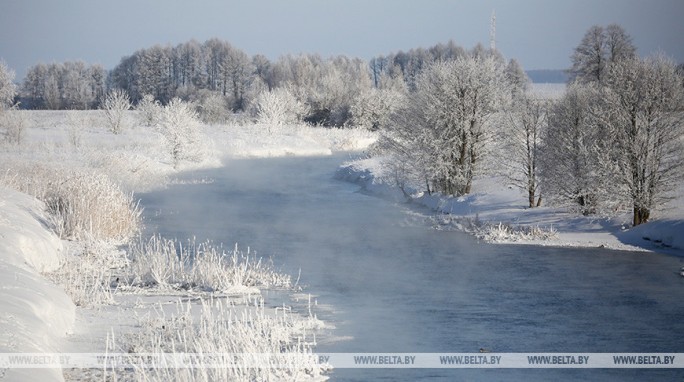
334;161;684;257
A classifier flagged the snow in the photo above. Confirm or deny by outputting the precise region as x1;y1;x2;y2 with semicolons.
0;187;75;382
528;82;567;100
0;113;376;381
1;109;681;381
338;157;684;256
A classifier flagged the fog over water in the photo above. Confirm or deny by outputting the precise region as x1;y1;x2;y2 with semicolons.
139;155;684;381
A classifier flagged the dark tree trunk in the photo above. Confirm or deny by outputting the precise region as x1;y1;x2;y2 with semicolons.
528;189;536;208
633;205;650;226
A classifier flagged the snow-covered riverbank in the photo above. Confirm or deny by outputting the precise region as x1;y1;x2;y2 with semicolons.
0;113;376;381
2;111;682;381
0;188;75;382
337;157;684;256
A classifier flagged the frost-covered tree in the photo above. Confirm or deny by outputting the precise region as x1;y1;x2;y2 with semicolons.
21;61;105;109
501;95;547;208
254;87;307;128
102;89;131;134
596;55;684;226
157;98;204;169
541;83;606;215
380;55;510;196
0;62;25;145
269;54;373;126
136;94;161;127
350;87;406;131
505;58;530;98
569;24;636;84
0;60;17;109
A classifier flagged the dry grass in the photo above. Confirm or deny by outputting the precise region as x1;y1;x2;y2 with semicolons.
0;163;141;242
126;236;292;293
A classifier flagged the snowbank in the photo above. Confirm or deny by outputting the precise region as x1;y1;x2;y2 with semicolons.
338;159;684;255
212;123;377;159
0;187;75;382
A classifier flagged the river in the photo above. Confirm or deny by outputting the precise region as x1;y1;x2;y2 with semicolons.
139;155;684;381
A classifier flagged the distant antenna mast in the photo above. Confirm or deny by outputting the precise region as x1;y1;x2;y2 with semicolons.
490;10;496;51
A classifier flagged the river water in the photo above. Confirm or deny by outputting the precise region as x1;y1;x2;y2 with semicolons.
139;155;684;381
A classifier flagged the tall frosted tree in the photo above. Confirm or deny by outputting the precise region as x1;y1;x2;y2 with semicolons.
21;61;105;109
569;24;636;84
505;58;530;98
380;55;510;196
541;83;606;215
0;60;17;109
501;94;547;208
597;55;684;226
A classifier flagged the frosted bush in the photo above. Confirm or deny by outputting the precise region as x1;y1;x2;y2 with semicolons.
102;89;131;134
47;241;128;308
127;236;291;292
157;98;205;169
65;111;86;148
254;87;307;129
136;94;161;127
1;108;28;144
107;298;329;381
195;92;231;124
0;164;141;242
477;222;558;242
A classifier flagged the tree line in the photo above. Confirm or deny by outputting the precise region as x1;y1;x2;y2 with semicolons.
375;24;684;227
2;25;683;226
12;38;530;128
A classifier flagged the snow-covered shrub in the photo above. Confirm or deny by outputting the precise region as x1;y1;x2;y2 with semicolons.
107;297;328;381
157;98;204;169
102;89;131;134
195;91;231;124
65;110;88;148
0;164;141;242
135;93;161;127
350;87;405;130
47;241;127;308
476;222;558;242
254;87;307;129
44;172;141;242
127;236;291;292
0;108;28;144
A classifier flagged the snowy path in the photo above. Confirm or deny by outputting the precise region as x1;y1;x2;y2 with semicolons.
139;155;684;381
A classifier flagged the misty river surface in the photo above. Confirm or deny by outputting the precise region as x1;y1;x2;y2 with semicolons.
139;155;684;381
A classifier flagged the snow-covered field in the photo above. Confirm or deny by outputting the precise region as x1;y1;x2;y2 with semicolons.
0;111;375;381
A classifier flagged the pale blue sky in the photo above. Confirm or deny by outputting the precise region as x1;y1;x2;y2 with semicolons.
1;0;683;79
